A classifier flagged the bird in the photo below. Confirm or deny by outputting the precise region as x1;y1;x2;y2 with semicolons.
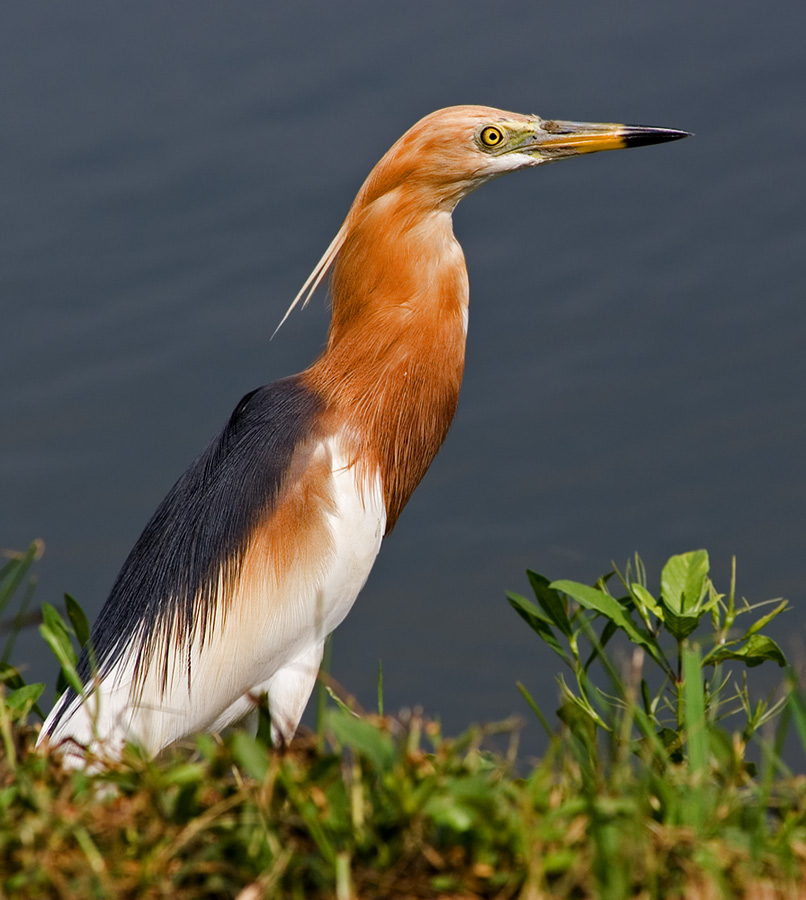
38;105;688;765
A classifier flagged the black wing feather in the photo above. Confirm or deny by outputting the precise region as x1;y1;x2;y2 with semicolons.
47;374;323;732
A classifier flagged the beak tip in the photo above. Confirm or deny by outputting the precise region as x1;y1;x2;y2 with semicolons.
622;126;692;148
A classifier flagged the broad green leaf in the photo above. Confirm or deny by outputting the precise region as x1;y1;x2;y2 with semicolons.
708;634;787;668
527;570;572;636
660;550;709;615
507;592;570;664
551;580;664;666
744;634;787;667
551;580;630;629
663;607;700;641
0;667;45;736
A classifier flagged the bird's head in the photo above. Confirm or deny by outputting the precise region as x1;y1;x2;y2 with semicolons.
275;105;688;334
357;105;689;211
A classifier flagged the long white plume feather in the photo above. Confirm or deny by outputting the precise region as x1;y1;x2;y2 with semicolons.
272;219;351;338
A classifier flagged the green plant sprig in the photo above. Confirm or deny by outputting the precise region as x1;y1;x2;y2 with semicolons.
508;550;789;772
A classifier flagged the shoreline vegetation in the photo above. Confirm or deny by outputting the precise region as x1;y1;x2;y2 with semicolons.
2;543;805;899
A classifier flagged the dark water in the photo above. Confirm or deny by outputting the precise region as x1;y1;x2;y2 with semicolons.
3;3;805;754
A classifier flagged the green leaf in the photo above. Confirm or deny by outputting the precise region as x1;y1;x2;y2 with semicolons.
742;599;788;640
527;570;572;636
708;634;787;668
660;550;709;615
0;543;38;618
507;592;570;664
38;624;84;695
516;681;553;738
65;594;91;647
631;583;664;620
160;762;206;787
5;682;44;712
230;731;269;780
663;607;701;641
41;603;78;667
424;795;475;833
550;580;663;667
325;709;397;771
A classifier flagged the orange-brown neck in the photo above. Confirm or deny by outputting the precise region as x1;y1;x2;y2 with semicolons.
304;186;469;530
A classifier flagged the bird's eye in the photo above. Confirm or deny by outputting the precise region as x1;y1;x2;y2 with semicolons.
480;125;504;148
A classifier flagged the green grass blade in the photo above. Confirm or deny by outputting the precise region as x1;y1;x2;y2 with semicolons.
516;681;553;739
786;674;806;757
682;645;708;776
0;543;39;618
316;635;333;739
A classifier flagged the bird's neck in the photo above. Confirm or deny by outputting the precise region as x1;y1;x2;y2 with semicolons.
305;189;468;530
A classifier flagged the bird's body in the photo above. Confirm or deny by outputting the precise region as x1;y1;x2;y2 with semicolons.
38;106;687;764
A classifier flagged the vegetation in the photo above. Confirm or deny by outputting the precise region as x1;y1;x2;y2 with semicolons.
1;543;805;898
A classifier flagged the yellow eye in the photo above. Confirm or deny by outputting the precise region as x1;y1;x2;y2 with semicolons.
480;125;504;148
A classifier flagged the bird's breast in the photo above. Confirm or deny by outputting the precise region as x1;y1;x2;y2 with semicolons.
294;433;387;639
215;431;386;661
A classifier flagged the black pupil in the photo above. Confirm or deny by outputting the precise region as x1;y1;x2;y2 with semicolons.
486;129;500;144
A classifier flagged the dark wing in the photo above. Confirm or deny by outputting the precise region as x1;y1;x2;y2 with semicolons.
45;374;323;735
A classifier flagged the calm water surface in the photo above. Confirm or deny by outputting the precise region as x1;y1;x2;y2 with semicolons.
2;2;805;753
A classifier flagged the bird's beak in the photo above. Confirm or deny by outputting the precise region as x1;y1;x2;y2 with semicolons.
517;119;690;160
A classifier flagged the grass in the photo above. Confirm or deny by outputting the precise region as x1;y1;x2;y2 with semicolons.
1;543;806;898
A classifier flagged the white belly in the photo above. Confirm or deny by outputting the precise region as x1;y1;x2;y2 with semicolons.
319;442;386;632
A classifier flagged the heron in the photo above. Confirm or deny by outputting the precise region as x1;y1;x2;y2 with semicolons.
38;105;688;764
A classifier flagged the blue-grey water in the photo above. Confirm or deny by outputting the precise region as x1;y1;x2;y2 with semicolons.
2;2;805;755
